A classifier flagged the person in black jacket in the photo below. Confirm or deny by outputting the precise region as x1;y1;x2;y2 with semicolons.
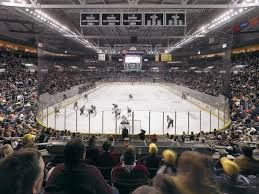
45;137;115;194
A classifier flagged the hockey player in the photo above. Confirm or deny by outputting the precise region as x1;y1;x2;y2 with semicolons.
73;101;78;109
115;108;121;119
84;93;88;101
112;104;118;114
91;105;96;116
129;94;133;101
127;106;132;117
167;115;174;129
54;106;60;116
63;94;67;101
120;115;130;137
112;103;118;109
86;108;93;117
80;105;85;115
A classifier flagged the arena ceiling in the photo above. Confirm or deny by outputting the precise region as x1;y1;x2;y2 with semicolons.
0;0;259;55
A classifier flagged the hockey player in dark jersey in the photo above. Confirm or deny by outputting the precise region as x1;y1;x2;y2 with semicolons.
80;105;85;115
91;105;96;116
112;104;118;114
115;108;121;119
167;115;174;129
84;93;88;101
127;106;132;117
129;94;133;101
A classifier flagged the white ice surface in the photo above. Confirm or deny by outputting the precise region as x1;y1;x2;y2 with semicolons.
42;83;224;135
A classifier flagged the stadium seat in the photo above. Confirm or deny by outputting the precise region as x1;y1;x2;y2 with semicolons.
97;166;113;181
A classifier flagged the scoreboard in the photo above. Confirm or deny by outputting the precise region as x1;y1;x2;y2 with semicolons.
81;12;185;27
124;55;142;72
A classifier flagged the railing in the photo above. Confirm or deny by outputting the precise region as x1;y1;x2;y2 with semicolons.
37;106;230;135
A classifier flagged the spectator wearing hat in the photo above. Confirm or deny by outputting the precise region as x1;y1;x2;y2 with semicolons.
140;143;161;169
154;151;220;194
157;149;177;175
18;133;37;149
214;157;250;194
234;145;259;175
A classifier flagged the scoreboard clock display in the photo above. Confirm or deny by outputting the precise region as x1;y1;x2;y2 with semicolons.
81;13;100;26
123;13;143;26
165;13;186;26
102;13;121;26
144;13;164;26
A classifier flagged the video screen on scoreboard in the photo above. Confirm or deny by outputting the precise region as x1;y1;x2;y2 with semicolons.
125;55;141;64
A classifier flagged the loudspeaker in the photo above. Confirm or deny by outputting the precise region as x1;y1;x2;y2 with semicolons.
130;36;137;44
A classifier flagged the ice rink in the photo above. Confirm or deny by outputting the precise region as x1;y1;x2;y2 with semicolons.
41;83;224;135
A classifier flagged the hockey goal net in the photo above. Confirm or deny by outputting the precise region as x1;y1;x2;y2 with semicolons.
129;120;142;134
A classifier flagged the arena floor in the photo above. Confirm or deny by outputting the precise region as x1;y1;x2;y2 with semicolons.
41;83;224;135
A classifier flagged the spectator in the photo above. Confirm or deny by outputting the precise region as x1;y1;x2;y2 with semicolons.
85;135;100;165
112;146;149;192
0;148;45;194
46;137;113;194
154;151;220;194
150;134;158;143
98;141;116;167
234;145;259;174
0;144;13;159
214;157;250;194
140;143;161;169
190;131;195;141
132;185;161;194
157;149;177;175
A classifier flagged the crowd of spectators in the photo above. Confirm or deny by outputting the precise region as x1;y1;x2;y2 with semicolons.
1;136;259;194
0;47;39;141
38;65;99;95
230;51;259;138
0;46;259;194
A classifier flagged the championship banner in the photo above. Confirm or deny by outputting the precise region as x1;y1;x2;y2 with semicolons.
123;13;143;26
165;13;186;26
81;13;100;26
80;12;186;27
144;13;164;26
101;13;121;26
